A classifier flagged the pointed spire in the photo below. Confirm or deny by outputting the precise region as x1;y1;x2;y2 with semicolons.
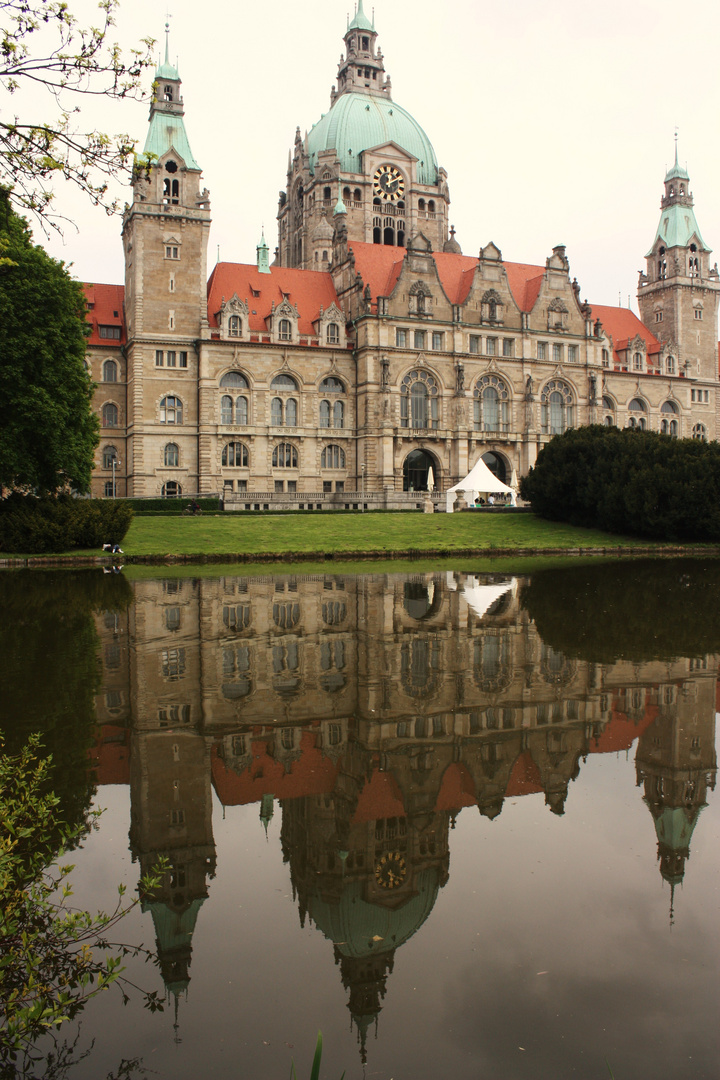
257;229;271;274
334;192;347;216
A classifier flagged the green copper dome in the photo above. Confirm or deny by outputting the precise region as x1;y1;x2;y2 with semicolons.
307;93;438;186
348;0;374;32
306;867;441;958
647;202;707;255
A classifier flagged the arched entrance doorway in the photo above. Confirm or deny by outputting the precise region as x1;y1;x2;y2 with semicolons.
403;449;436;492
481;451;508;486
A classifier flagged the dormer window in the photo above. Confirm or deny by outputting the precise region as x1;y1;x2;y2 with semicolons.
633;351;643;371
279;319;292;341
229;316;242;337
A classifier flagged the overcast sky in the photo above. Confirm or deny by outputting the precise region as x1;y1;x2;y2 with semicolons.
28;0;720;312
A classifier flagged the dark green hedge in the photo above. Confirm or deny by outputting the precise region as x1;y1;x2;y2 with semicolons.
123;497;220;513
0;494;134;553
519;426;720;541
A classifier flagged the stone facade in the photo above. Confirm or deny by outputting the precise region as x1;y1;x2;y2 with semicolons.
87;12;720;501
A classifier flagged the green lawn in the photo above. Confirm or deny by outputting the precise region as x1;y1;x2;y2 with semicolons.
104;511;661;559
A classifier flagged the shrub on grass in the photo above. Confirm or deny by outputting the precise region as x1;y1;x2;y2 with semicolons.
0;495;134;553
519;426;720;541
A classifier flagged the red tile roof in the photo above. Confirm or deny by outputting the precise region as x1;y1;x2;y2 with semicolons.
206;263;340;336
351;769;405;823
435;762;477;812
590;304;662;362
82;283;125;346
349;242;548;312
587;704;658;754
210;731;339;806
505;750;543;797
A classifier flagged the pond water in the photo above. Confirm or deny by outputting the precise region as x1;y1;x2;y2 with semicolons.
1;561;719;1080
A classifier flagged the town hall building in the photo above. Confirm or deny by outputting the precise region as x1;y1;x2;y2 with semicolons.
86;2;720;502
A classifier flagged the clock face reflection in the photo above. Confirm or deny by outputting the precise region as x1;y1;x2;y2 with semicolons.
374;851;407;889
373;164;405;202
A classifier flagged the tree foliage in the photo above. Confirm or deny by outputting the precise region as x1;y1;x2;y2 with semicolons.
1;0;154;227
520;557;720;664
0;736;165;1073
520;425;720;541
0;192;99;493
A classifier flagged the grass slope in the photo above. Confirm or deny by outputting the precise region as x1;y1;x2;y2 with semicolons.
111;512;656;558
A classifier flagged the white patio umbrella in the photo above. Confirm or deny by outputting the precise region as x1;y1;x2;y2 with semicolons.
427;466;435;492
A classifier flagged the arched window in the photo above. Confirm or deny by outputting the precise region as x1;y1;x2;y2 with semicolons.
321;444;346;468
343;186;351;201
285;398;298;426
658;246;667;280
102;445;118;469
333;400;344;428
235;396;248;425
660;400;679;437
633;351;643;371
163;177;179;205
353;188;361;202
602;348;610;367
164;443;179;467
627;398;647;430
278;319;292;341
400;369;439;429
220;371;249;389
222;442;249;467
271;397;283;426
272;442;298;468
319;400;331;428
326;323;340;345
159;395;182;424
418;198;426;211
474;374;510;432
221;395;234;425
602;396;615;427
229;315;242;336
103;359;117;382
102;402;118;427
162;481;182;497
319;376;345;393
692;423;707;442
540;380;574;435
271;374;298;390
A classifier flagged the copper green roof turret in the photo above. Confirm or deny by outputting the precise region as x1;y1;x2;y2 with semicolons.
156;21;180;80
348;0;374;32
646;149;708;257
142;24;200;170
256;230;271;274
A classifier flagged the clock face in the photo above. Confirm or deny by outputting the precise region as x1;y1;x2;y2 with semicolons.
374;851;407;890
373;164;405;202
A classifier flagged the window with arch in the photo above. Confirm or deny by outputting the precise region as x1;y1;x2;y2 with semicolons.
689;244;699;277
658;246;667;280
228;315;242;336
400;369;439;429
321;444;346;469
540;380;574;435
602;396;615;427
272;442;298;468
103;359;117;382
162;177;179;205
627;398;647;430
278;318;292;341
323;185;332;201
162;481;182;497
667;355;676;375
164;443;179;467
693;423;708;441
159;395;182;424
473;374;510;432
102;402;118;427
326;322;340;345
102;445;118;469
353;188;361;202
633;351;644;371
400;637;441;698
602;348;610;367
222;442;249;467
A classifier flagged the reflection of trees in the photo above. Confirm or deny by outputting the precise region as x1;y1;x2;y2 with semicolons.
521;558;720;663
0;569;132;852
400;638;441;697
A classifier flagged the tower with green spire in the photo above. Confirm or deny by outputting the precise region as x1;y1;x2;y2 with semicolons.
638;143;720;385
277;2;451;268
120;23;211;495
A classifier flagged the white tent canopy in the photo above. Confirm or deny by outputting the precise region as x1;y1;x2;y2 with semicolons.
446;456;516;513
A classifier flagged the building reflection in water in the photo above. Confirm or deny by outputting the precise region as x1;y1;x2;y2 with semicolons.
91;570;718;1056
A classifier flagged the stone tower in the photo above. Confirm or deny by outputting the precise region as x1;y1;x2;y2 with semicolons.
277;0;451;268
638;147;720;384
121;27;211;495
